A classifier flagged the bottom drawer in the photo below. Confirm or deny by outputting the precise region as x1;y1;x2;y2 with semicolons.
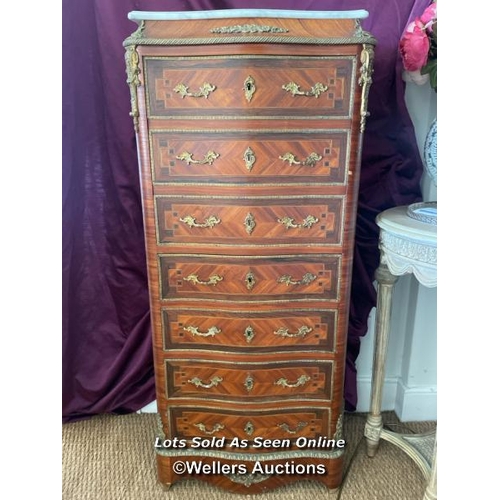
168;406;333;443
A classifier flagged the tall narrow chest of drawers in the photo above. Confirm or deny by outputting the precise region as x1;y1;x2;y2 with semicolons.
124;9;375;494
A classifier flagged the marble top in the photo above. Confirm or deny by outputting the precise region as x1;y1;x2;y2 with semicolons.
128;9;369;22
377;206;436;245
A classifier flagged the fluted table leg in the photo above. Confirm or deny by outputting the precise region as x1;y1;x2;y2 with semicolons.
364;264;399;457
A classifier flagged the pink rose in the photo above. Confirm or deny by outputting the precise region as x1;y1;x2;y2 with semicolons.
421;3;437;27
399;21;430;71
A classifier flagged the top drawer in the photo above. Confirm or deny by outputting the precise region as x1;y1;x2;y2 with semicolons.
144;56;355;119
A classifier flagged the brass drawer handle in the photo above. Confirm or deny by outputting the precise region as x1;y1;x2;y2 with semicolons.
282;82;328;98
279;152;322;167
194;422;225;435
277;421;308;434
275;375;311;389
179;215;221;229
183;274;223;286
277;272;317;286
225;472;272;486
188;376;223;389
277;215;319;229
243;76;256;102
175;150;220;165
173;82;216;99
274;326;313;338
184;326;221;337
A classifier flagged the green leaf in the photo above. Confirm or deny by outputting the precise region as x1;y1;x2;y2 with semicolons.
421;59;437;92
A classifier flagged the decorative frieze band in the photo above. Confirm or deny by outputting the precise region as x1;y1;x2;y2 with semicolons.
380;231;437;265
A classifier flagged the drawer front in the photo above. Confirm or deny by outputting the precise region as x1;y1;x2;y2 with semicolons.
162;309;336;352
150;130;349;184
155;197;344;245
169;406;331;441
159;256;340;301
145;56;354;118
165;360;333;400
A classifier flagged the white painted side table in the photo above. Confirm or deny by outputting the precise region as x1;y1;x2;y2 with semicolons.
364;205;437;500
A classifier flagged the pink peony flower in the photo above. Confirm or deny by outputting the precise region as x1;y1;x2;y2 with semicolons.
420;3;437;27
399;21;430;72
399;2;437;91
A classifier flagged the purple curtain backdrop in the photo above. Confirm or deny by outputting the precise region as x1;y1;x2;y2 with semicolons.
62;0;429;421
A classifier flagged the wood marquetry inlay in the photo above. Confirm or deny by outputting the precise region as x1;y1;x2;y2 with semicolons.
127;11;373;494
162;308;336;351
155;197;344;245
158;255;340;301
144;55;354;118
150;129;349;184
170;406;329;441
165;359;334;401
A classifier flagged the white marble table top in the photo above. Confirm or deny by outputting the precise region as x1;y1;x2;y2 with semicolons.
377;206;437;288
128;9;369;22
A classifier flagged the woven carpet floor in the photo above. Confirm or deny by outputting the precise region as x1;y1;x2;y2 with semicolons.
62;412;435;500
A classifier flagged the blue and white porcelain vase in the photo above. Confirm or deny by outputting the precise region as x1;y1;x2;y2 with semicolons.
407;118;437;224
424;118;437;185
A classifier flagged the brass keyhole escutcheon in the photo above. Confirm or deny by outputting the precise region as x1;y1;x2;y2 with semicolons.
243;76;256;102
243;147;256;172
244;374;254;392
245;271;256;290
244;325;255;343
244;421;255;436
244;212;256;235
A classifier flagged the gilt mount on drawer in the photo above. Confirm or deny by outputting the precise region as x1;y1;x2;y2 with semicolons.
124;8;375;494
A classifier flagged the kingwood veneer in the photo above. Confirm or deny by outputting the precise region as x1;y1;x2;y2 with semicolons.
124;9;375;494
